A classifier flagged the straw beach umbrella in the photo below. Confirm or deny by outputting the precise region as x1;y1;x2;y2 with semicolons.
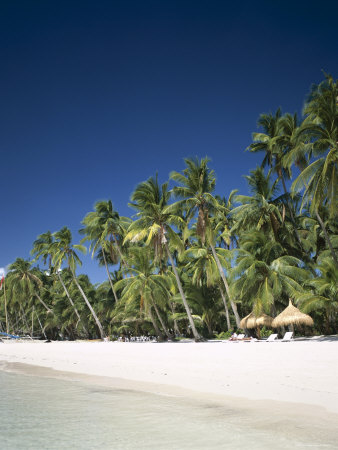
240;312;257;329
256;313;274;328
272;299;314;328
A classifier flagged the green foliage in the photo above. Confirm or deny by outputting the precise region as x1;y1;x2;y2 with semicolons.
3;74;337;339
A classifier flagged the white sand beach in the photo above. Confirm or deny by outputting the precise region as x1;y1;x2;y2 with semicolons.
1;338;338;418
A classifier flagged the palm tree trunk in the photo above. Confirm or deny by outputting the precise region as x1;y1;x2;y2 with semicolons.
112;233;128;266
3;279;9;334
35;309;47;340
164;242;201;341
315;210;338;265
57;272;88;335
35;293;54;315
152;299;172;339
101;247;118;303
20;305;30;335
219;285;231;330
170;301;181;335
279;171;305;248
210;243;241;327
148;306;163;339
71;271;106;339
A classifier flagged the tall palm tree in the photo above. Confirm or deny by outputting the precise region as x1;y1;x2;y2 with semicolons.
291;75;338;263
232;231;309;316
182;244;232;330
248;109;308;251
297;257;338;333
170;157;240;326
80;202;120;302
214;191;238;250
115;247;172;339
125;175;202;340
52;227;105;339
170;156;217;244
231;167;282;241
31;231;86;334
7;258;53;315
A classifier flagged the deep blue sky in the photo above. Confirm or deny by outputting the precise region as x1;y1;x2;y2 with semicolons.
1;0;337;283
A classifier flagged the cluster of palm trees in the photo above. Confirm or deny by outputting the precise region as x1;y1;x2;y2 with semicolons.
1;75;337;340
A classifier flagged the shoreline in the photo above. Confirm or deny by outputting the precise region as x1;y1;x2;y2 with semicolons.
2;361;338;448
1;340;338;417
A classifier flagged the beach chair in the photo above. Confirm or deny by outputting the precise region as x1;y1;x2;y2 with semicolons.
281;331;293;341
266;333;278;342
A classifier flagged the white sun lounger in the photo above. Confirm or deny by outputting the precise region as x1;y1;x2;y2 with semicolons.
266;333;278;342
281;331;293;341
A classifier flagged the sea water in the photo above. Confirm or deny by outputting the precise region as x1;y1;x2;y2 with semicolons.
0;369;336;449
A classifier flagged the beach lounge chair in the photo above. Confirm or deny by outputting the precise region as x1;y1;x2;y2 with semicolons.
266;333;278;342
281;331;293;341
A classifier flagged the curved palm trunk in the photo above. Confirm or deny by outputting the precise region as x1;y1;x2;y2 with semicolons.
57;272;88;335
219;285;231;330
20;305;30;335
101;247;118;303
170;301;181;336
152;299;172;339
315;210;338;265
35;309;47;340
71;271;106;339
35;293;53;315
112;233;128;267
164;242;201;341
148;306;163;339
210;244;241;327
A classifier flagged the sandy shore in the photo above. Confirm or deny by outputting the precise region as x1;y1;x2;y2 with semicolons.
1;338;338;416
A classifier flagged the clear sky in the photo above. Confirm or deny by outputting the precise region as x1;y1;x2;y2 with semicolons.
1;0;337;284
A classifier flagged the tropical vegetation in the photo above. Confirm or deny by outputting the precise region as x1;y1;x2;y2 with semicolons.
1;75;337;340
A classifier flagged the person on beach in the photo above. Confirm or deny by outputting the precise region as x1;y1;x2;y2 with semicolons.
230;331;238;341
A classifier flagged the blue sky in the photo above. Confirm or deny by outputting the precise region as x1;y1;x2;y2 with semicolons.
1;0;337;283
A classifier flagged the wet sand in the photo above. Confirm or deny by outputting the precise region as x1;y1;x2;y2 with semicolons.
1;338;338;434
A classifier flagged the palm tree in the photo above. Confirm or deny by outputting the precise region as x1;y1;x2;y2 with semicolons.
125;175;202;340
7;258;53;314
52;227;105;339
115;247;172;339
170;156;217;244
214;191;238;250
232;231;309;316
291;75;338;263
231;167;283;240
248;110;309;252
95;200;130;267
170;157;240;326
182;244;232;330
297;257;338;333
31;231;86;334
80;202;120;302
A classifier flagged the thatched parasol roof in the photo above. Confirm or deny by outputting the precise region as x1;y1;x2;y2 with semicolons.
272;299;314;328
240;312;257;329
255;313;274;328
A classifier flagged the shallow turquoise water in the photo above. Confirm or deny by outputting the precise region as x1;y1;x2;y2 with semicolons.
0;369;336;449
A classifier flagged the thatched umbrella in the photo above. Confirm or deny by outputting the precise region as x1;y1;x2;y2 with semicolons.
240;312;257;329
272;299;314;328
256;313;274;328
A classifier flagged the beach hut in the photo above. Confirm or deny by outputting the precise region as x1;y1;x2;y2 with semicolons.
272;299;314;329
